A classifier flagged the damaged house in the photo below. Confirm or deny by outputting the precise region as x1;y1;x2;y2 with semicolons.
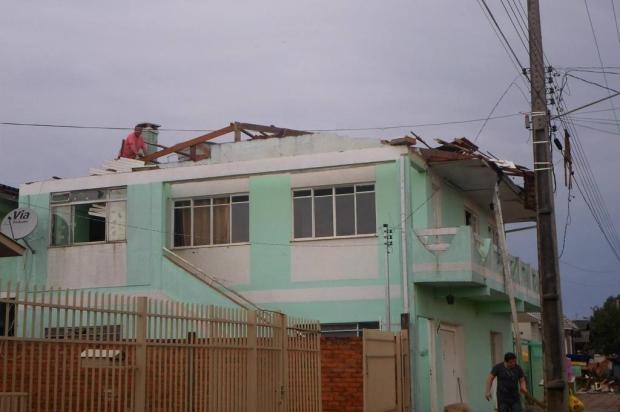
0;122;541;411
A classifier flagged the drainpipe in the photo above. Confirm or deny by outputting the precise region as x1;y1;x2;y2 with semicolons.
400;156;409;314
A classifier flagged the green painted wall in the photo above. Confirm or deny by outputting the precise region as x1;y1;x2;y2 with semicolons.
127;183;164;287
375;162;403;327
413;284;513;412
0;194;49;285
249;174;292;289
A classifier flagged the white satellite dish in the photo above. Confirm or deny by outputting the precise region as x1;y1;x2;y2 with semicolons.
1;208;38;240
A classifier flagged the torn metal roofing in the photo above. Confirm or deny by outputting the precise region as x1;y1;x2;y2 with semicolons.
416;137;536;223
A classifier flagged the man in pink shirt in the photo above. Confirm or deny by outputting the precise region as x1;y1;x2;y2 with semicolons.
118;126;147;159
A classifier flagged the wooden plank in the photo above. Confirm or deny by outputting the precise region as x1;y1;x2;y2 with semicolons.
142;124;235;162
237;122;310;137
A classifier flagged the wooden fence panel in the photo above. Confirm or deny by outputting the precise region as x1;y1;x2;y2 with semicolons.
0;280;322;412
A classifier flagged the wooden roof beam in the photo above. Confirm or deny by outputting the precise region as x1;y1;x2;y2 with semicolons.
142;124;235;162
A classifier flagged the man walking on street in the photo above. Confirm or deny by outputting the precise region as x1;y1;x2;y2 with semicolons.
485;352;527;412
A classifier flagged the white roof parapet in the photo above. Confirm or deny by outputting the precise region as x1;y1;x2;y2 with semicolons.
89;158;149;176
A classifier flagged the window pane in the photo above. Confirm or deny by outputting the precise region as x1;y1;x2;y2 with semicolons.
175;200;191;207
314;195;333;237
194;199;210;206
335;186;354;195
293;190;311;197
51;206;71;246
108;201;126;241
231;202;249;243
174;207;192;247
71;189;105;202
231;195;249;203
314;188;332;197
335;194;355;236
74;203;106;243
213;204;230;244
109;188;127;200
51;192;70;204
356;192;376;234
213;197;230;205
294;197;312;238
193;206;211;245
356;184;374;192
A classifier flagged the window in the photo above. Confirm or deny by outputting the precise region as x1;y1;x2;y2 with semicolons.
50;188;127;246
0;300;16;337
293;184;376;239
465;208;479;236
321;321;380;337
173;194;249;247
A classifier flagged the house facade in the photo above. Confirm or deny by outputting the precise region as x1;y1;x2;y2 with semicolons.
0;128;541;411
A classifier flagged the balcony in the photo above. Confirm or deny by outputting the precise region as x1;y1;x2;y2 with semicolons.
412;225;540;310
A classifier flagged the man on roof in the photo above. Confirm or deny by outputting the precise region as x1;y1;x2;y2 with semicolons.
118;125;147;159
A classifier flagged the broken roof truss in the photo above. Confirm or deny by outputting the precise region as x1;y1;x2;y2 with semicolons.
141;122;310;163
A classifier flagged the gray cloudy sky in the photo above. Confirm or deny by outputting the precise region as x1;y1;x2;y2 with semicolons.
1;1;619;318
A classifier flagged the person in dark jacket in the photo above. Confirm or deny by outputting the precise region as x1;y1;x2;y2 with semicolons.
485;352;527;412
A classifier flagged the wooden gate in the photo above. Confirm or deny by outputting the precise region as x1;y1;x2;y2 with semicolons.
363;330;410;412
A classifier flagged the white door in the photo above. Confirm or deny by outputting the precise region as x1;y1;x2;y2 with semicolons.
440;328;460;406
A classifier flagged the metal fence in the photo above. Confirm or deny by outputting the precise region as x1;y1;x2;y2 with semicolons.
0;281;321;412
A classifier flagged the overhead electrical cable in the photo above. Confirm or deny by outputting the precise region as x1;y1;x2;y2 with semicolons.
612;0;620;47
0;113;524;134
583;0;620;136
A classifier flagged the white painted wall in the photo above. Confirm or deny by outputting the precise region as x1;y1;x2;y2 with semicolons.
291;237;378;281
175;245;250;286
47;243;127;288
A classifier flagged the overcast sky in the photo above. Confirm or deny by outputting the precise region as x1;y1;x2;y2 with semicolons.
1;1;619;318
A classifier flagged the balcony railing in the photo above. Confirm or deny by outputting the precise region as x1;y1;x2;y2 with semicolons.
412;225;539;307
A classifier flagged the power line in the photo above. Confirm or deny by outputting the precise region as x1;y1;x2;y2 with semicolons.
612;0;620;48
0;113;525;134
476;0;529;84
561;259;619;274
474;76;527;142
583;0;620;136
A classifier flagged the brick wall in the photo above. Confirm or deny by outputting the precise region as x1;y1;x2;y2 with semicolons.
321;336;364;412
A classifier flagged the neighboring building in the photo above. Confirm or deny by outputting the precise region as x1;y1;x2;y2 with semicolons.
573;319;591;353
0;184;18;221
0;184;24;258
0;123;541;412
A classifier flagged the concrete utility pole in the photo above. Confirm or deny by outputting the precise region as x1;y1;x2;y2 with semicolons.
527;1;568;410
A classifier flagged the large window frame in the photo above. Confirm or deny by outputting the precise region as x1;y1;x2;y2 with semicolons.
172;194;249;248
50;187;127;246
292;183;376;240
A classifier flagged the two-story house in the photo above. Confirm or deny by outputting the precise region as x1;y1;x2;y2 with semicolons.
0;123;541;411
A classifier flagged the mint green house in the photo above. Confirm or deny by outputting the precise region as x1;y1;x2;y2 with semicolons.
0;128;541;411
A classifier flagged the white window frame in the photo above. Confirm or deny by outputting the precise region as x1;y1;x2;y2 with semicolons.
171;193;249;248
49;187;127;247
292;183;376;240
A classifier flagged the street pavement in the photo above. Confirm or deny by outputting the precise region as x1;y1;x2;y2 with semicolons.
579;393;620;412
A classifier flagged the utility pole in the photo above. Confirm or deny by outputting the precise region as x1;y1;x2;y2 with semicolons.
527;1;568;410
383;224;393;331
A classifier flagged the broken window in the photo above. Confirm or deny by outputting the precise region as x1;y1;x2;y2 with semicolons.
320;321;380;337
293;184;376;239
50;188;127;246
172;194;249;247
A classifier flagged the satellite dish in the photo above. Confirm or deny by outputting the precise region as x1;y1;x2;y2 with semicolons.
1;208;38;240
